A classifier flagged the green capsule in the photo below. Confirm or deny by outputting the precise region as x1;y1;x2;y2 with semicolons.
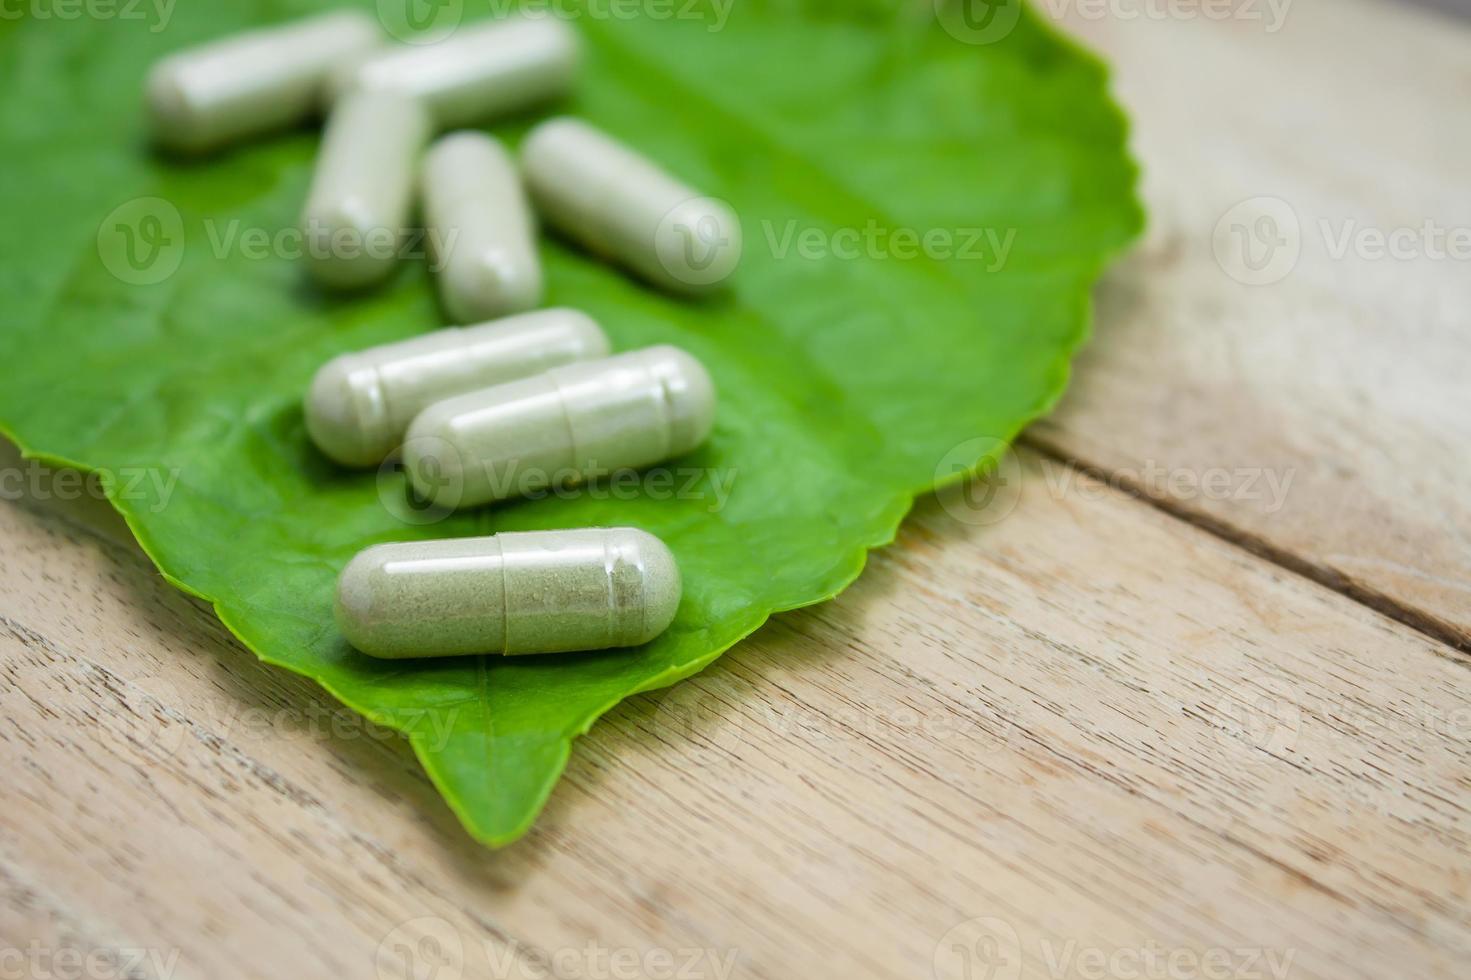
329;14;579;130
146;10;381;153
402;344;716;509
521;117;742;294
423;132;543;323
336;528;681;658
305;308;609;467
301;89;430;290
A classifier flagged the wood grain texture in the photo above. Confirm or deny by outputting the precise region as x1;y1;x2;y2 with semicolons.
2;444;1467;980
1030;0;1471;645
4;2;1470;977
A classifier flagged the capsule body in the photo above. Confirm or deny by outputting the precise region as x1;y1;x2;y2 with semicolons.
301;90;431;290
331;14;578;130
521;118;742;294
336;528;681;658
146;10;381;153
404;345;716;508
423;133;542;323
306;308;610;466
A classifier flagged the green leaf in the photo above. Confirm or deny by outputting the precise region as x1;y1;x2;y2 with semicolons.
0;0;1141;845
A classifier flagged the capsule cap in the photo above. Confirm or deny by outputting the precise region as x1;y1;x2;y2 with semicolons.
145;63;200;150
305;353;393;466
440;246;545;324
619;529;681;646
642;345;716;456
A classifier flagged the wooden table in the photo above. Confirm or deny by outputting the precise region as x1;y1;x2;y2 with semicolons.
3;1;1467;977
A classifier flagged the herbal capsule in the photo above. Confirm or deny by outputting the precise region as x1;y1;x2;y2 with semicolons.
423;132;542;323
404;345;715;509
330;14;578;130
146;10;381;153
521;117;742;294
306;308;609;467
301;89;430;290
336;528;682;658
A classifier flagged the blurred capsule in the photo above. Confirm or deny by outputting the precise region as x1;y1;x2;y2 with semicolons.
330;14;579;130
146;10;381;153
423;132;543;323
301;89;430;290
521;117;742;294
404;345;716;508
306;308;609;466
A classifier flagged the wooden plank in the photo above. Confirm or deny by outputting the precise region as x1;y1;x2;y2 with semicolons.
1029;0;1471;645
2;445;1466;979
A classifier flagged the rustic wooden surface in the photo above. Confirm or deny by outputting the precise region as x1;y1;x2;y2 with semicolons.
1032;0;1471;648
3;1;1468;979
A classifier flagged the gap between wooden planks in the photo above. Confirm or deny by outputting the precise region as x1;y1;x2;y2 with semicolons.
1;443;1466;980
